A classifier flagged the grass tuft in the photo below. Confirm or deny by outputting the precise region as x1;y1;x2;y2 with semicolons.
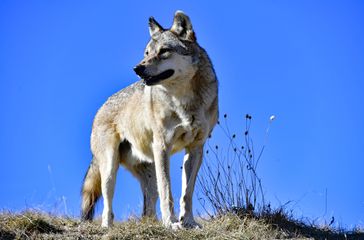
0;211;63;239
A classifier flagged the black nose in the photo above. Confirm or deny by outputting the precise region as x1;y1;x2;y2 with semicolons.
133;65;146;76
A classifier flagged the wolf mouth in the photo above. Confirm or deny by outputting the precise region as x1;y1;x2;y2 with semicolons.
143;69;175;86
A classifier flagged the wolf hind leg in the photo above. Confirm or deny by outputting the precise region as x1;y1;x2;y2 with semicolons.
96;143;120;228
132;162;158;218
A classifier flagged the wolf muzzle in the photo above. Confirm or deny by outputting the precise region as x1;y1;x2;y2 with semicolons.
133;65;174;86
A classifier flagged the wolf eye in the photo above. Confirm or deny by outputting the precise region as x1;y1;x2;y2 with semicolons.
159;48;172;59
159;48;171;55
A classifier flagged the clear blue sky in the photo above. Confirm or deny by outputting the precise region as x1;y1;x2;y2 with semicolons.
1;0;363;229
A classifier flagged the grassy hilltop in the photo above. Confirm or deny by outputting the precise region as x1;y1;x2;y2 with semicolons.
1;211;363;240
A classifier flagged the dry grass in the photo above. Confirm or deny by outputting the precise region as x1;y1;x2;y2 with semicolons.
1;211;363;240
0;211;290;240
195;114;364;240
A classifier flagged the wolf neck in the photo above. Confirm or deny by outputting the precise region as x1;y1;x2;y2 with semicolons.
190;48;218;107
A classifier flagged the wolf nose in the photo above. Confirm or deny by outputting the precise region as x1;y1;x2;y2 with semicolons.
133;65;146;76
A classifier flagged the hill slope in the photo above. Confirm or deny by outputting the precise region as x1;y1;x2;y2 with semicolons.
0;211;362;240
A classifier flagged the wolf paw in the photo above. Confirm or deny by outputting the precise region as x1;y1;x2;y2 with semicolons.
171;218;202;230
101;212;114;228
162;216;178;229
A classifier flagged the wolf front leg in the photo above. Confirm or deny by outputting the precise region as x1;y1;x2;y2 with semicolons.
178;146;203;229
152;141;177;228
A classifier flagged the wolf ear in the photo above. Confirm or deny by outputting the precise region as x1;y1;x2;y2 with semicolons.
149;17;164;39
171;11;196;42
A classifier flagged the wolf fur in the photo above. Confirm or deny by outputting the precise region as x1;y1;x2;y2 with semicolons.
81;11;218;229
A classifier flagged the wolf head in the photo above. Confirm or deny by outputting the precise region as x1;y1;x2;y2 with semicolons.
134;11;200;86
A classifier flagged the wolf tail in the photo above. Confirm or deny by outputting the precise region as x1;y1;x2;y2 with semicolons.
81;158;101;221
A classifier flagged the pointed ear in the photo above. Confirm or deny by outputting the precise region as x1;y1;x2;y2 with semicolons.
170;11;196;42
149;17;164;39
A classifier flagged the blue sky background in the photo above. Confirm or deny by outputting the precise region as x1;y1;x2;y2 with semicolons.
1;0;363;229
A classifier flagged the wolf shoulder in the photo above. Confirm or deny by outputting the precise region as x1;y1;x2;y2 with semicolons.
92;81;145;125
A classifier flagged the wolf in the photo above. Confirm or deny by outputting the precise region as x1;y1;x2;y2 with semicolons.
81;11;218;229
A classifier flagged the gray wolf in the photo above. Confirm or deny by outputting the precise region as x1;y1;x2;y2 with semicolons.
81;10;218;229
